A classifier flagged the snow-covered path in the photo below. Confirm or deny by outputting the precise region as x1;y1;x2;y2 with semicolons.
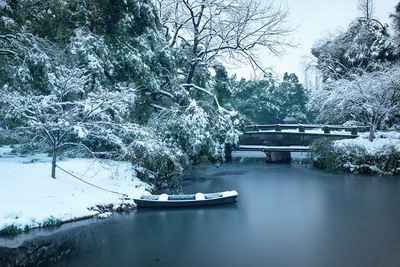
0;146;152;232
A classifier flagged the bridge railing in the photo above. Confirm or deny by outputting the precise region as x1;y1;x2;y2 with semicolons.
245;124;370;136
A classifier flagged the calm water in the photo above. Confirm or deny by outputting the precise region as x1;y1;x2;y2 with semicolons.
2;160;400;266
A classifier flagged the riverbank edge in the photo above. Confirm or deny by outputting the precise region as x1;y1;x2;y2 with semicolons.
0;147;154;236
309;135;400;176
0;202;138;235
0;212;117;265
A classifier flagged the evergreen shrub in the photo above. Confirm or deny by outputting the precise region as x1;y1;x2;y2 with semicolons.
0;225;24;235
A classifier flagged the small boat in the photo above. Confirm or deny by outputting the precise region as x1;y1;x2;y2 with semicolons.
133;190;238;208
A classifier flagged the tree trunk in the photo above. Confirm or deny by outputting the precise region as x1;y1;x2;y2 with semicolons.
186;62;197;85
368;124;376;142
186;30;199;85
51;146;57;179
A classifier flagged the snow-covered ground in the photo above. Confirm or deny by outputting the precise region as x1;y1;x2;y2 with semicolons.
334;131;400;153
0;146;152;232
330;132;400;175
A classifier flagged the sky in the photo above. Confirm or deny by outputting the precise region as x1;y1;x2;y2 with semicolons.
228;0;399;82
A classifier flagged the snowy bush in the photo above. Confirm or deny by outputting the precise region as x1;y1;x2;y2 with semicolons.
0;129;22;145
126;126;187;185
0;225;24;235
41;217;62;228
149;99;240;166
309;139;344;173
310;138;400;176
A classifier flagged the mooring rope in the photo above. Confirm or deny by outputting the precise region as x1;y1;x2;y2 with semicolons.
56;164;128;198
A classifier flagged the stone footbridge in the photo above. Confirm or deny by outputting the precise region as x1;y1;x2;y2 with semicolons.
236;124;369;162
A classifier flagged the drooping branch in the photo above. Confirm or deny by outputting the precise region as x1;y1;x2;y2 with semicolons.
181;83;220;108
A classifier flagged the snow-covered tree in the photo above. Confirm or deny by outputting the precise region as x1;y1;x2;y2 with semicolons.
212;63;235;107
308;64;400;141
0;0;242;184
149;99;241;164
390;2;400;45
311;18;397;81
308;1;400;141
0;62;137;178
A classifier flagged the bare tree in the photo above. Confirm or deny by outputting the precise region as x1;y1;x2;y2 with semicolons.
358;0;374;20
157;0;293;84
302;55;323;91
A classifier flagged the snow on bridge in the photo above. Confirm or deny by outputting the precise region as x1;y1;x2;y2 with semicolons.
240;124;369;147
235;124;369;162
239;145;310;152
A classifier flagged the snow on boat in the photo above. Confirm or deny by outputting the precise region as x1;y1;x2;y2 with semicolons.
133;190;238;208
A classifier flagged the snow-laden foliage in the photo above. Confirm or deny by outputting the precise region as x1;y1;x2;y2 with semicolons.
0;33;57;92
150;99;241;165
0;0;243;184
312;18;398;81
308;64;400;141
310;137;400;176
0;58;138;177
2;64;136;133
390;2;400;44
125;125;188;182
0;0;176;122
309;9;400;142
0;0;9;10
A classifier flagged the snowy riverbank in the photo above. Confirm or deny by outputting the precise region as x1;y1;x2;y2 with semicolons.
334;131;400;152
0;146;152;233
335;132;400;149
311;131;400;175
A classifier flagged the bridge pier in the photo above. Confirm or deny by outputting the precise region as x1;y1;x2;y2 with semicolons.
225;144;232;161
265;151;291;163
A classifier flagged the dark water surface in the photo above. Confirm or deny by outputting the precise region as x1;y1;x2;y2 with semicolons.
2;161;400;266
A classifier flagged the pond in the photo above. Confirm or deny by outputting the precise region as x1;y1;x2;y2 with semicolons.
1;156;400;266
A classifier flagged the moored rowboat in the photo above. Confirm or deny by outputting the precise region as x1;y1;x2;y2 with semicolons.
133;190;238;208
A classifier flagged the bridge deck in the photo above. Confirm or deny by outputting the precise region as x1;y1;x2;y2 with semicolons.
239;145;310;152
245;130;355;137
246;124;369;133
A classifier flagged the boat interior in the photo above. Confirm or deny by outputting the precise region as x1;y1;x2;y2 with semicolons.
140;193;224;201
